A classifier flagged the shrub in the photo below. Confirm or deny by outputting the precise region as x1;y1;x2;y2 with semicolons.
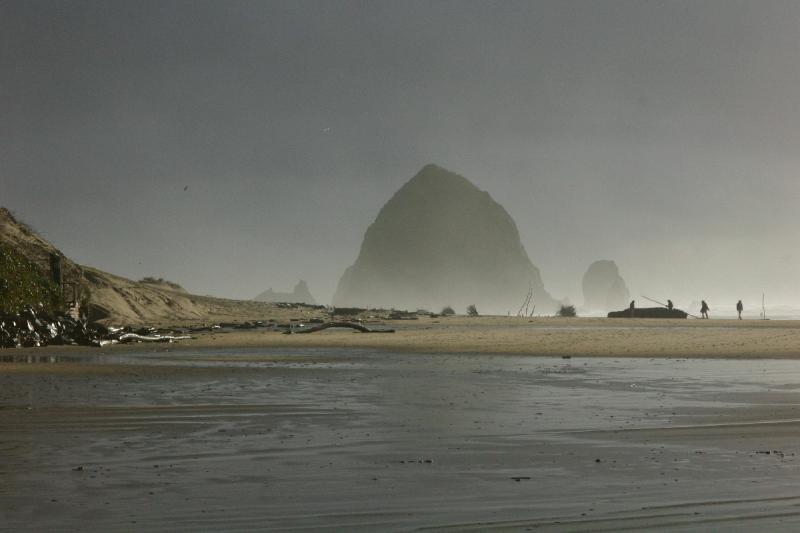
466;304;479;317
441;306;455;316
0;244;64;315
556;304;577;317
140;277;184;291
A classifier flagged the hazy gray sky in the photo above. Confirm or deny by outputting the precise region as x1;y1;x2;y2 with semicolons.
3;0;800;309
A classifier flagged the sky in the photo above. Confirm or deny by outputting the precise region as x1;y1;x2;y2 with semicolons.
3;0;800;311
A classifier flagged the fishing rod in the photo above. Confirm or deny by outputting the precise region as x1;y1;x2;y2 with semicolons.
641;294;701;319
641;295;667;307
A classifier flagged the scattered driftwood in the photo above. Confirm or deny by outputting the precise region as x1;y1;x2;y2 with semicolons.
517;287;535;317
388;310;419;320
1;306;94;347
287;321;395;334
607;307;688;319
0;306;193;348
98;332;192;346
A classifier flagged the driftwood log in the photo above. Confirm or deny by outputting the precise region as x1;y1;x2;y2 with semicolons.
287;321;395;334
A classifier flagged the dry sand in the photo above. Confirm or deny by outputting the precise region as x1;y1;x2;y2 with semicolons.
4;317;800;531
8;315;800;360
179;315;800;359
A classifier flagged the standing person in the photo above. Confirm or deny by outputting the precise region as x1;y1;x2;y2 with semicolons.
667;299;674;310
736;300;743;320
700;300;710;319
629;300;635;317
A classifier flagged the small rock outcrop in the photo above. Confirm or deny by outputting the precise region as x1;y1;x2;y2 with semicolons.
333;164;557;314
254;280;316;305
582;260;630;311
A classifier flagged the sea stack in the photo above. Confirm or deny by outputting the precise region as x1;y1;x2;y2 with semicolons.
254;280;316;305
333;164;557;314
582;260;630;311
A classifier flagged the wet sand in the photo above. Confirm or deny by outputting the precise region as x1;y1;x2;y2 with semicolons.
4;342;800;531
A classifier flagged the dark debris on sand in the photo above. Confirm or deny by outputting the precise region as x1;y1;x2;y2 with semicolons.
0;305;190;348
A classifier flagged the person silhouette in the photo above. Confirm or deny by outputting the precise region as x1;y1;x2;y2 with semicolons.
667;299;674;310
700;300;710;319
736;300;743;320
629;300;635;317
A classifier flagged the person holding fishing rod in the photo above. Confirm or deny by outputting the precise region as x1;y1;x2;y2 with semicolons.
641;295;701;319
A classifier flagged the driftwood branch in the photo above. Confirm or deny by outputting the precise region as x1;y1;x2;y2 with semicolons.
517;287;533;317
287;321;395;334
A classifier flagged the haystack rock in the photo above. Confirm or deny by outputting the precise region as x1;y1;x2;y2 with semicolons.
582;260;630;311
333;164;557;314
254;280;316;305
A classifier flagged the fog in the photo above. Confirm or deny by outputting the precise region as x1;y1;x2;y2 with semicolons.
3;1;799;311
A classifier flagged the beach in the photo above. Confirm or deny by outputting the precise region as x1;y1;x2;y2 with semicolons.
164;315;800;359
3;317;800;531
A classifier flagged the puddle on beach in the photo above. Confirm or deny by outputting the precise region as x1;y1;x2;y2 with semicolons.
5;349;800;530
0;346;372;369
0;354;90;364
4;346;800;393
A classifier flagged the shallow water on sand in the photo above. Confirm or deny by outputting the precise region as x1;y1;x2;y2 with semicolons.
3;348;800;531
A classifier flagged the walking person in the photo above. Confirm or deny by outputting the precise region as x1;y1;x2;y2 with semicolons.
700;300;710;319
736;300;743;320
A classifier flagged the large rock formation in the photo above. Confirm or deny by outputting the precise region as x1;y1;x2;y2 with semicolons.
333;164;557;314
582;260;630;311
254;280;316;305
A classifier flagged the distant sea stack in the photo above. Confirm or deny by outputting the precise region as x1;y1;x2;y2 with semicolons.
582;260;630;311
254;280;316;305
333;164;557;314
